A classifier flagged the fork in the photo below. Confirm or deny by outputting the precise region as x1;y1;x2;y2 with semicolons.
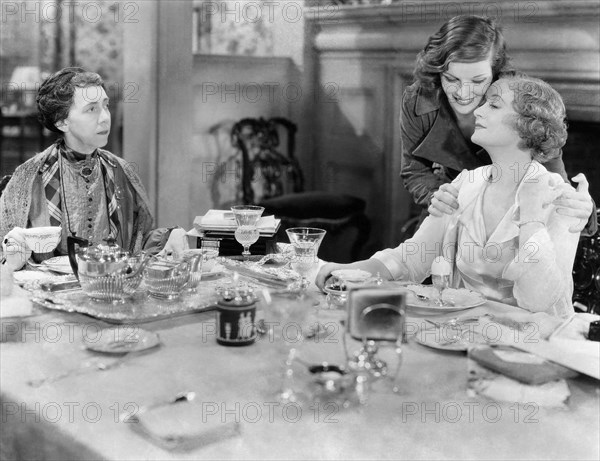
411;290;456;306
435;328;485;346
425;317;480;328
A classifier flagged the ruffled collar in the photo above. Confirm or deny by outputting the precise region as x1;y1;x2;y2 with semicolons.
57;139;99;164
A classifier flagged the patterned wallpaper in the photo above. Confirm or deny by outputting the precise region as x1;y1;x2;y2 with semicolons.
39;0;123;85
194;0;274;56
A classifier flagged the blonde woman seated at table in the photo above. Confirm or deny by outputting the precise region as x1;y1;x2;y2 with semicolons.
317;72;579;317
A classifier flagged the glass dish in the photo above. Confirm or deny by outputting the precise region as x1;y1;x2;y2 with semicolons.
144;258;193;300
323;283;348;309
145;273;190;300
79;270;144;303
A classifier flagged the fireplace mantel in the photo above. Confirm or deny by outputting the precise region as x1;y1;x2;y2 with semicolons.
306;0;599;251
310;0;599;122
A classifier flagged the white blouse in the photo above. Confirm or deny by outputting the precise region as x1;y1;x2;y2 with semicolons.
373;162;580;317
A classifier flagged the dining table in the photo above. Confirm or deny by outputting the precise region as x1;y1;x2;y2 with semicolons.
1;265;599;461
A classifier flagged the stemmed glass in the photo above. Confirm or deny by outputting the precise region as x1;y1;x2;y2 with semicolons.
231;205;264;261
285;227;326;294
263;290;313;404
432;274;450;306
431;256;451;306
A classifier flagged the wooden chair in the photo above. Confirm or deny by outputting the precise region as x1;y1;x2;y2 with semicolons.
573;211;600;314
229;117;370;263
0;175;12;197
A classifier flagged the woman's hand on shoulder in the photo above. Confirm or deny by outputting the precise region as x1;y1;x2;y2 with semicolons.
518;173;562;223
552;173;594;233
428;183;459;217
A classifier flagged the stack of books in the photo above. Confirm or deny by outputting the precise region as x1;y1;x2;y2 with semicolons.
190;210;281;256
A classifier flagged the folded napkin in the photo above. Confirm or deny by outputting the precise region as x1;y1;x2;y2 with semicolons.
488;312;600;380
132;402;241;452
468;361;571;408
468;345;578;385
194;210;280;233
512;338;600;380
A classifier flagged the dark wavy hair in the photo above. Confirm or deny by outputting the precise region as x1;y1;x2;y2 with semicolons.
36;67;105;133
414;15;510;89
498;71;567;162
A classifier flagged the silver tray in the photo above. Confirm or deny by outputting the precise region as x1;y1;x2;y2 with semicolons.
26;258;299;324
31;284;221;324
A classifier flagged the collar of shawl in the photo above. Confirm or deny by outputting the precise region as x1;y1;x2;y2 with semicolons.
1;144;153;253
40;140;121;238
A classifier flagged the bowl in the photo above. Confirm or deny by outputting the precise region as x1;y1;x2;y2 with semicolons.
323;282;348;310
307;363;361;407
144;273;190;299
144;259;191;300
22;227;62;253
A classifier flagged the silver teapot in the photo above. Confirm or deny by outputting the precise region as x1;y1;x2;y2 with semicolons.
67;236;150;303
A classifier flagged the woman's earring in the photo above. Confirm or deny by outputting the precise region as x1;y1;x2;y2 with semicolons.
55;120;68;133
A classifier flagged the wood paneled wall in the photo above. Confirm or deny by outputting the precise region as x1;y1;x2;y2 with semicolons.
307;0;600;251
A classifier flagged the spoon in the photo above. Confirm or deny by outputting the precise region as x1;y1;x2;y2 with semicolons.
413;292;429;301
412;290;456;306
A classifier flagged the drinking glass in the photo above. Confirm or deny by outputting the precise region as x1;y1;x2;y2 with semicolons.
432;274;450;306
285;227;326;294
231;205;264;261
263;290;313;404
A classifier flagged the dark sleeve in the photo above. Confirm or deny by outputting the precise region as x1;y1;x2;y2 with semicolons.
543;152;568;182
129;189;174;254
142;227;176;255
399;90;445;209
545;151;597;236
583;209;598;237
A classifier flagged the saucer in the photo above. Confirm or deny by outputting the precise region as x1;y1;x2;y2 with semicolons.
83;326;161;354
42;256;73;274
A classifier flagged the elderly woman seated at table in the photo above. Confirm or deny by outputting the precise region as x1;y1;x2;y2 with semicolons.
0;67;187;270
317;72;580;317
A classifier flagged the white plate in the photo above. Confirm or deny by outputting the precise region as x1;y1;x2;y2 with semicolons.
42;256;73;274
83;326;161;354
13;270;55;285
405;284;486;314
331;269;372;283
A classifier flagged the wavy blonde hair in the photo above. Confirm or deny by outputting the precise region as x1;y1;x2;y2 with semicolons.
499;71;567;162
